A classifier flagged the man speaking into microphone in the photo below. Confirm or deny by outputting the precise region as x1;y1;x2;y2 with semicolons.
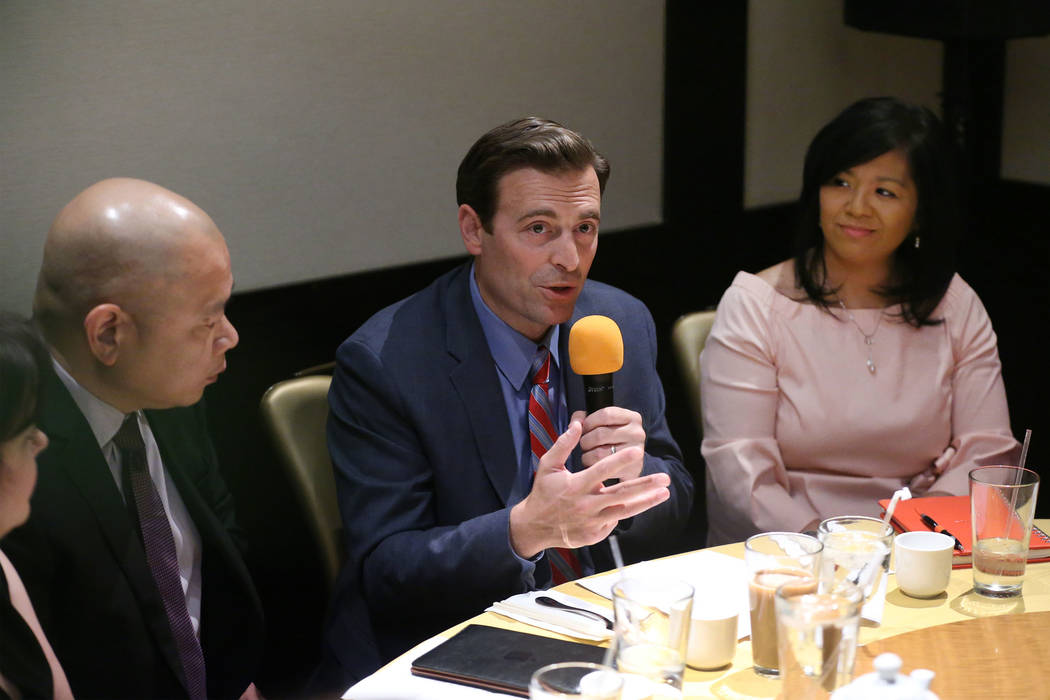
317;117;693;689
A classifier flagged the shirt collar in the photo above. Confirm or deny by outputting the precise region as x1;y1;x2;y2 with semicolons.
468;262;561;391
51;356;132;449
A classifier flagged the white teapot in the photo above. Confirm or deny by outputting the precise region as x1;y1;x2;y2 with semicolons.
831;653;939;700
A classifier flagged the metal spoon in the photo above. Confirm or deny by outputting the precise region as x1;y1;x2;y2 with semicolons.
535;596;614;630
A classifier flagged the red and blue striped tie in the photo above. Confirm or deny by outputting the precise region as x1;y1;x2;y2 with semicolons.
529;349;583;585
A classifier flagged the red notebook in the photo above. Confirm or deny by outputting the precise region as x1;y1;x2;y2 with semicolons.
877;495;1050;569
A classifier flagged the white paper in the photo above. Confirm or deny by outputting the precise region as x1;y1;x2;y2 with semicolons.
859;570;887;624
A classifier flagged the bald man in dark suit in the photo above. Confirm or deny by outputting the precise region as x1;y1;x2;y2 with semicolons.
4;178;263;700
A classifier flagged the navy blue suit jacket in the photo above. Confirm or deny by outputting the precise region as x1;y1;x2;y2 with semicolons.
322;264;692;683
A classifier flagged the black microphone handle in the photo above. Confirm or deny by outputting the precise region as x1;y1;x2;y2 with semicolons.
582;373;614;414
582;373;620;487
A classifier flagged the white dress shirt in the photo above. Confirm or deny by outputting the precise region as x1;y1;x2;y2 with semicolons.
52;359;203;636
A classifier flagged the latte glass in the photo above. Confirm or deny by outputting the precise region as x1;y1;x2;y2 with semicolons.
744;532;823;677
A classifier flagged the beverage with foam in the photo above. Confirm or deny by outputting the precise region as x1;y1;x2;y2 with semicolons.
748;568;812;674
744;532;823;678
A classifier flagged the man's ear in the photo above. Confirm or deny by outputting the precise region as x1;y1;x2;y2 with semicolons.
458;204;486;256
83;303;131;367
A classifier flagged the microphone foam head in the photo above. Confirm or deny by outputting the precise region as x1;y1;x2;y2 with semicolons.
569;315;624;375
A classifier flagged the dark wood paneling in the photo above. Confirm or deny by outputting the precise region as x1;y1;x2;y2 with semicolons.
957;179;1050;477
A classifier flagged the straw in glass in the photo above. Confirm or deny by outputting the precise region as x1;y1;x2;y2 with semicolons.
881;486;910;530
1019;429;1032;470
997;429;1033;579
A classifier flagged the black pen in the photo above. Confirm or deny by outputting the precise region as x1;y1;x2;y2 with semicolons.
919;513;964;551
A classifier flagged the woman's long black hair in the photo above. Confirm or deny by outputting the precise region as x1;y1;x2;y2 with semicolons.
793;97;963;327
0;312;49;445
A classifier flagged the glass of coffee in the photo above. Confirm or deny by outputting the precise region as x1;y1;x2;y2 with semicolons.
744;532;822;677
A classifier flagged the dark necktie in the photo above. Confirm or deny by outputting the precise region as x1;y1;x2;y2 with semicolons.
113;415;207;700
528;349;583;585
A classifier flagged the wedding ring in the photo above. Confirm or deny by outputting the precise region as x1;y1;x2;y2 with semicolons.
610;445;617;455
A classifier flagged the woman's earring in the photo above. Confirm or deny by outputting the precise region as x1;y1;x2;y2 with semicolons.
913;235;921;249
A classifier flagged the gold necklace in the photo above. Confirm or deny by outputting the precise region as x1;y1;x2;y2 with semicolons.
837;299;884;375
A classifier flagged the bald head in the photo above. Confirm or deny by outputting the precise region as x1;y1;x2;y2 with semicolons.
34;178;224;342
32;178;238;412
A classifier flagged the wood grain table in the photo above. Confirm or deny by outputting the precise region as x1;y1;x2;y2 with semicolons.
854;610;1050;699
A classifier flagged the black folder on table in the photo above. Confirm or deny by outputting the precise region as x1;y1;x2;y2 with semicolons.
411;624;607;696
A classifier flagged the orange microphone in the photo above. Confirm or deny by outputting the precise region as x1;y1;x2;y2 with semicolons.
569;315;624;414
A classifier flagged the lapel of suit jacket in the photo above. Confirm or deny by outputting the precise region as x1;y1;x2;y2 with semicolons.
145;409;242;658
38;369;187;688
560;307;588;421
145;408;247;590
145;409;221;553
557;286;615;561
559;289;593;473
147;406;263;698
444;265;519;505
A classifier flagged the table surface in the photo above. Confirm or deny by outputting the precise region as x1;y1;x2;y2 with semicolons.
354;519;1050;699
855;610;1050;699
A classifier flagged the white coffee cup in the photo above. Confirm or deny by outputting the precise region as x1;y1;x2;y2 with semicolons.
894;531;954;598
686;607;738;670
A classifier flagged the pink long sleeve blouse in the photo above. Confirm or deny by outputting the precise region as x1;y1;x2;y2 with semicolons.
700;271;1020;545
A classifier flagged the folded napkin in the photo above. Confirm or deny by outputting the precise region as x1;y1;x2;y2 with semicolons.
486;589;613;642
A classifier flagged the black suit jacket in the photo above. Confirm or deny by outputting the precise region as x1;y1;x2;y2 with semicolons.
3;368;264;700
321;264;693;684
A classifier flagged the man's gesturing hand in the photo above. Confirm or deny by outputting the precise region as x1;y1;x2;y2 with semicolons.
509;420;670;559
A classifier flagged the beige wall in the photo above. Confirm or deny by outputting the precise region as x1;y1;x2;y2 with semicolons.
0;1;665;313
745;0;1050;208
745;0;941;208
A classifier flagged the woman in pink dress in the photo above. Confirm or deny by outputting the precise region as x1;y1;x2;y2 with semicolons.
700;97;1020;545
0;313;73;700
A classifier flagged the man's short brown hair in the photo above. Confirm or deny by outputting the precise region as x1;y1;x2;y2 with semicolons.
456;117;610;232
